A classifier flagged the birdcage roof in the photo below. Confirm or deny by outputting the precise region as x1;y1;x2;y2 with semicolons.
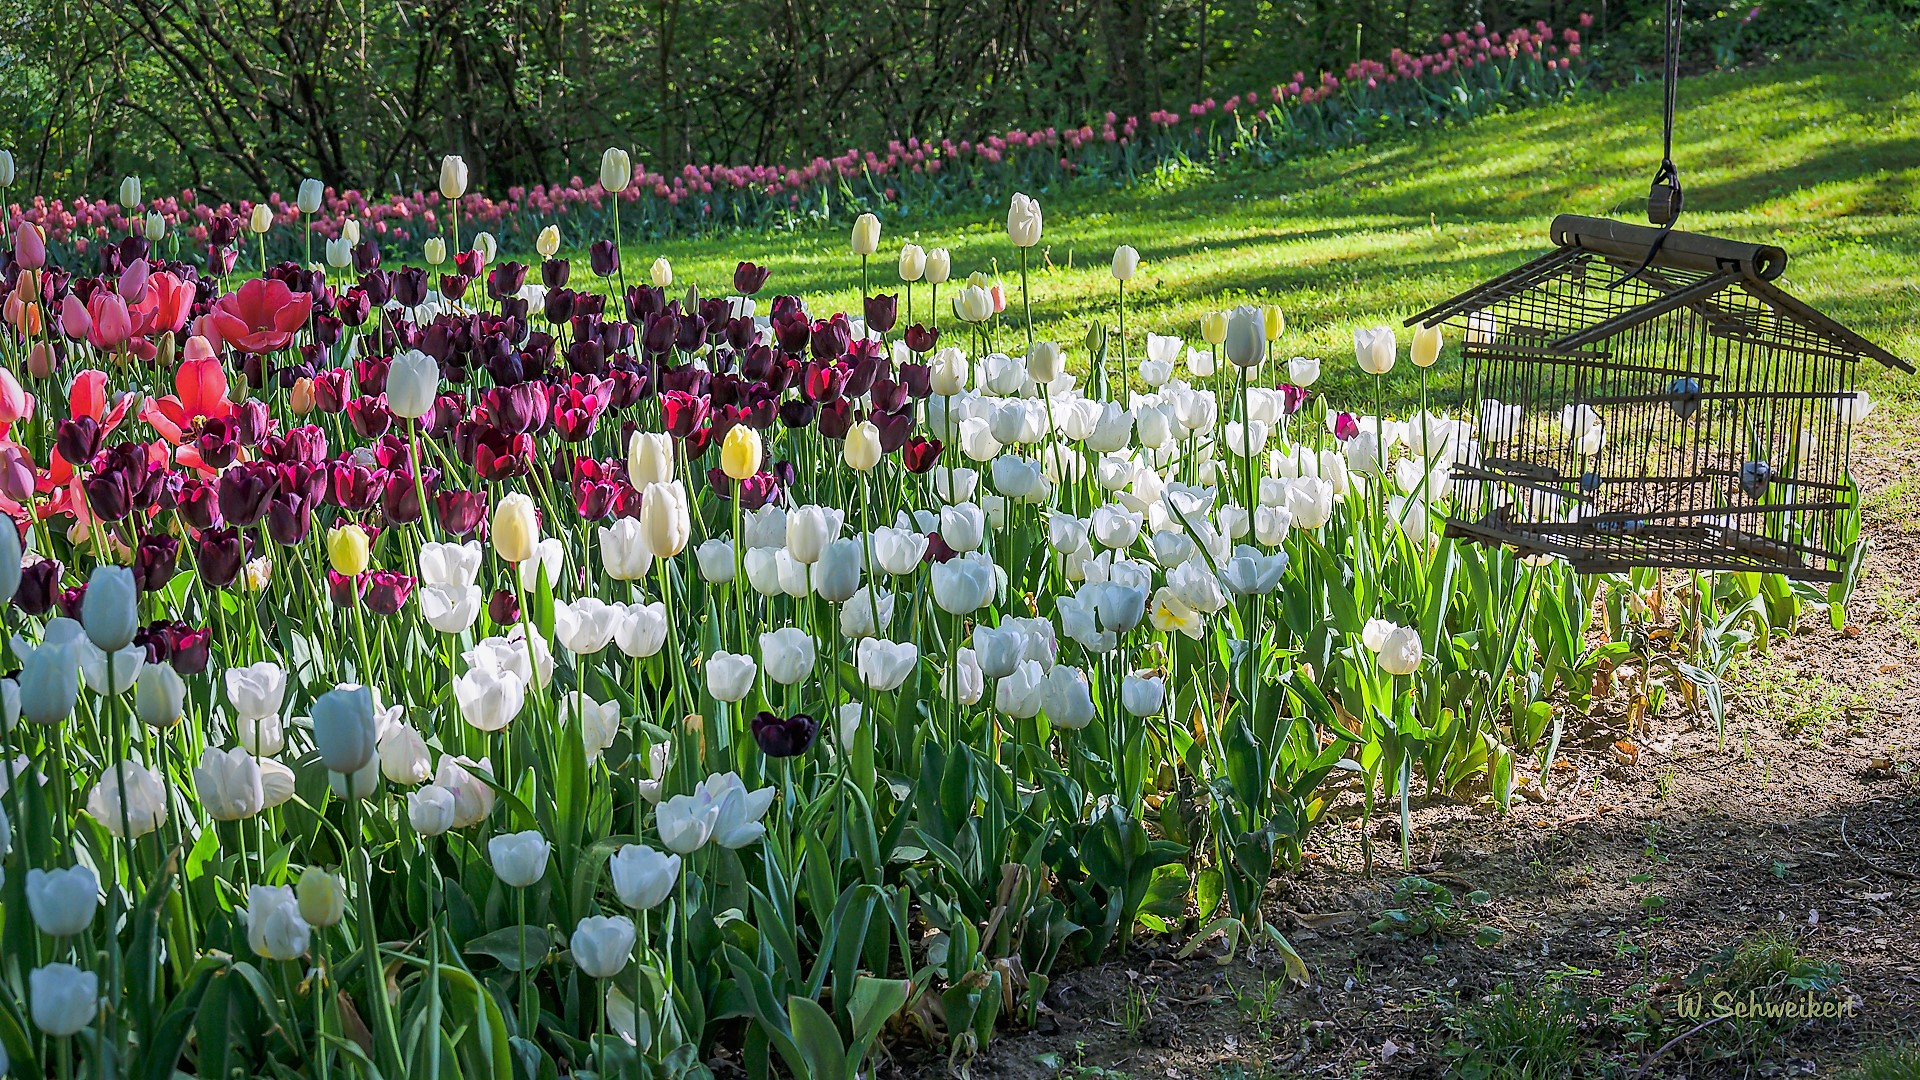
1407;214;1914;373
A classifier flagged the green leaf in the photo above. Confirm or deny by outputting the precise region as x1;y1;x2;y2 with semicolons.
787;995;848;1080
463;925;555;972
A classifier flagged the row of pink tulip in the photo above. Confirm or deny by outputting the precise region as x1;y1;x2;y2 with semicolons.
2;18;1590;261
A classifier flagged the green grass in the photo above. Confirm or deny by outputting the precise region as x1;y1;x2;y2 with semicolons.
625;57;1920;417
1847;1044;1920;1080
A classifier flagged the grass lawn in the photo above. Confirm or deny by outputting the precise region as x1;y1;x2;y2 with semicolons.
626;57;1920;415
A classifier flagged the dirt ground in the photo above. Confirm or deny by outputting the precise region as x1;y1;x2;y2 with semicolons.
890;417;1920;1079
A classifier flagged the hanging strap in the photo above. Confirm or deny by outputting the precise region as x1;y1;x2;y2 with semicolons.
1608;0;1685;287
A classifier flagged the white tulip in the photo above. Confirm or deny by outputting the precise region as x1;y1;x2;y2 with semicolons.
26;865;100;937
704;651;757;702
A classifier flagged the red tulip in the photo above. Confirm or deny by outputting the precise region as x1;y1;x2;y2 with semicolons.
205;277;313;355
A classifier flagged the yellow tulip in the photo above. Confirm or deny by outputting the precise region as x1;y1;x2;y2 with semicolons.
326;524;370;577
719;425;763;482
491;493;541;564
1200;311;1228;346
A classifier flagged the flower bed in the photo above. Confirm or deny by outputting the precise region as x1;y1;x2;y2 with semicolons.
0;177;1840;1079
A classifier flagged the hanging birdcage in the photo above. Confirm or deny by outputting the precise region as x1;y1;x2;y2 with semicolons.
1406;214;1911;581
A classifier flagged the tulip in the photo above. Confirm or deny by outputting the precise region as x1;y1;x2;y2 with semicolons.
491;492;541;563
899;243;926;282
246;885;311;961
572;915;637;979
85;758;168;838
609;844;680;910
1041;665;1096;729
953;284;993;323
1836;390;1873;426
1354;326;1396;375
0;149;12;186
440;155;469;199
639;481;691;558
249;203;274;234
1362;619;1423;676
600;147;632;193
454;666;526;731
15;622;80;726
1411;323;1443;368
409;785;458;835
120;175;142;208
598;518;653;582
134;664;186;728
297;178;324;214
812;539;863;602
436;756;496;828
326;524;371;578
855;638;917;691
844;421;883;471
379;723;433;784
226;661;288;725
387;350;439;419
759;627;817;686
424;237;447;265
838;586;895;638
1006;193;1043;248
785;505;845;564
871;527;928;575
1289;355;1321;387
489;830;551;887
29;963;98;1037
627;430;674;488
705;651;757;702
312;684;379;775
537;225;561;258
923;248;952;285
325;236;351;267
851;213;881;256
931;556;995;614
146;211;167;241
27;865;100;936
614;602;669;659
1111;244;1140;281
1225;306;1266;368
80;565;138;652
720;424;763;481
297;867;347;928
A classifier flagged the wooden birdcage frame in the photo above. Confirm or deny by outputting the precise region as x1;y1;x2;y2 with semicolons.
1407;214;1912;582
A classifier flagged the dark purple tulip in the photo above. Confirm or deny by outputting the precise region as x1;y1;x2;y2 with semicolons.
327;570;366;608
266;493;313;545
353;238;382;274
177;478;222;530
542;257;570;289
864;293;898;334
133;535;180;592
195;527;245;588
778;399;816;429
55;417;102;466
170;625;212;674
809;315;852;360
331;461;385;512
488;587;520;626
733;261;770;295
363;571;416;616
751;711;819;758
83;470;134;522
589;240;620;278
487;262;529;301
14;558;61;615
216;463;279;526
434;489;488;536
904;324;938;353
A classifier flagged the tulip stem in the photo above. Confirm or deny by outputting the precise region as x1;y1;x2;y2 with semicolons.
347;796;405;1076
516;886;533;1037
1019;247;1033;349
1116;278;1128;397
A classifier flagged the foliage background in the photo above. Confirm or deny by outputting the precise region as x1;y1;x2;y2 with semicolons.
0;0;1914;202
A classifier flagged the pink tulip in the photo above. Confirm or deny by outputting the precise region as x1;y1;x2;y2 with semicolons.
86;290;134;350
12;220;45;270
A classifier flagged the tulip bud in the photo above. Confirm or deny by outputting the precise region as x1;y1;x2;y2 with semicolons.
81;565;138;652
312;684;379;776
0;521;20;606
571;914;637;978
626;430;674;488
26;865;100;937
639;481;690;558
296;867;346;928
599;147;632;193
325;524;371;577
290;377;316;414
649;257;673;288
843;421;883;472
343;218;361;245
491;492;541;564
408;785;457;835
1225;306;1266;368
898;244;926;282
1262;304;1285;341
119;175;142;209
489;829;551;887
424;237;447;265
851;213;881;257
536;224;561;259
1027;340;1063;384
470;231;496;267
29;963;98;1037
387;349;439;420
134;664;186;728
297;178;324;214
0;149;14;187
144;211;166;241
1111;244;1140;281
1006;193;1042;248
923;248;951;285
439;154;469;199
1200;310;1228;345
720;424;763;482
1411;323;1443;368
324;236;352;268
249;203;274;234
